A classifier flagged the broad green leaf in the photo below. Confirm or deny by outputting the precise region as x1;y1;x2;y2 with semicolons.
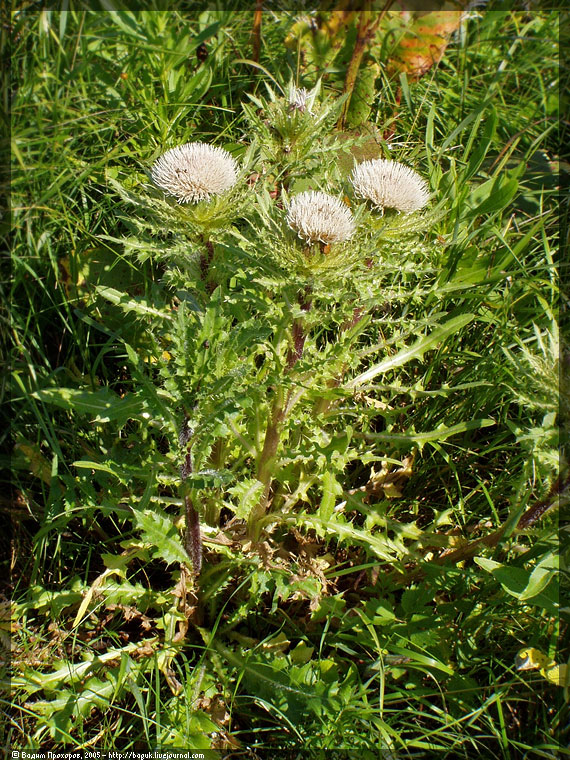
345;63;381;128
519;551;558;601
181;64;212;102
464;176;518;218
21;640;151;691
290;642;315;665
20;585;83;617
365;599;396;625
518;564;557;601
474;556;559;612
27;677;115;718
349;314;474;387
73;460;128;482
212;639;334;722
33;387;144;424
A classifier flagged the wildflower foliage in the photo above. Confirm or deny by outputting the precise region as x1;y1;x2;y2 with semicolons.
9;9;563;754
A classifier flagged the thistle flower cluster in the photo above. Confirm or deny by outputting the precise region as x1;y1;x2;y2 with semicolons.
351;159;429;214
151;142;238;204
150;102;430;252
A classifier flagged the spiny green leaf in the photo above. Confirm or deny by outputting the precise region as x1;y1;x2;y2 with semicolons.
297;513;402;563
319;471;344;522
96;285;174;320
365;418;495;450
227;478;265;520
349;314;475;387
133;507;188;567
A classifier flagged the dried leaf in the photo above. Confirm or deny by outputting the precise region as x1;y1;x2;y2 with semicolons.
164;666;182;695
389;11;463;79
284;11;356;71
351;453;415;499
131;639;158;659
105;603;154;631
73;568;124;628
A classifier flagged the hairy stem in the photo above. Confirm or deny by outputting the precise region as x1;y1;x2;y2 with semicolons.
256;387;286;488
184;495;203;576
286;289;312;370
199;235;216;294
247;287;315;538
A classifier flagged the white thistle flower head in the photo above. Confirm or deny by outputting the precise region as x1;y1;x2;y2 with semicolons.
288;85;314;115
151;142;238;204
351;159;429;213
287;191;355;245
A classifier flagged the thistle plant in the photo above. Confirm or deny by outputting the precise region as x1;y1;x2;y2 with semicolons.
14;13;562;750
109;82;439;577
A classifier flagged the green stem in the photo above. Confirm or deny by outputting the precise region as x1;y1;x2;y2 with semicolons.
248;385;286;538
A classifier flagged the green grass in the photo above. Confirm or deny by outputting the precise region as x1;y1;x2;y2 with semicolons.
6;6;567;757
